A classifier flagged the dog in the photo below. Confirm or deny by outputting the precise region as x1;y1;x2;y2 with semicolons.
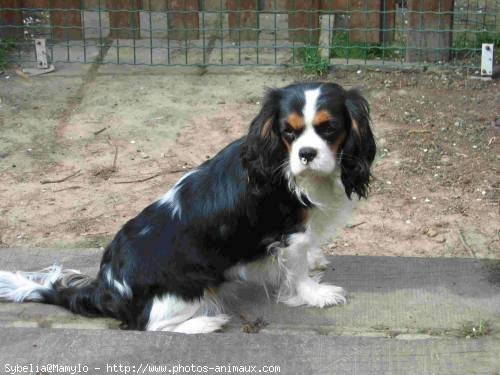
0;82;375;334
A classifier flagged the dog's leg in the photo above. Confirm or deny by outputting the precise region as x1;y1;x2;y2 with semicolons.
225;256;281;288
279;232;346;308
307;246;330;271
145;292;229;334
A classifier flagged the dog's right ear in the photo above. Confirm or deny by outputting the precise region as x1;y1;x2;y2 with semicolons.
241;88;285;189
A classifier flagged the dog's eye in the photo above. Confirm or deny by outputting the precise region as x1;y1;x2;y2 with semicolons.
315;121;338;138
282;123;300;141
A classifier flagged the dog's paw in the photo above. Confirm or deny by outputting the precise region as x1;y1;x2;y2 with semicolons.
172;314;230;334
307;248;330;271
280;279;346;308
298;281;346;308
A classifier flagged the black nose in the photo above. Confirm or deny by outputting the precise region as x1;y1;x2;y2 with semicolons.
299;147;317;163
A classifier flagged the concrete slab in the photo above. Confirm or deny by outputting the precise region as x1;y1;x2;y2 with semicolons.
0;248;498;374
0;327;498;375
0;248;498;334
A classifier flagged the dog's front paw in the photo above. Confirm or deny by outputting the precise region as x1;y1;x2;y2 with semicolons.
307;248;330;271
280;279;347;308
298;280;346;308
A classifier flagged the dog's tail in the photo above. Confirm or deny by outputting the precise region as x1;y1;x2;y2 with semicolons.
0;265;131;324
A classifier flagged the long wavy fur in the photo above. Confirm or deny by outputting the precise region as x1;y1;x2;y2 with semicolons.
241;88;287;193
340;88;377;199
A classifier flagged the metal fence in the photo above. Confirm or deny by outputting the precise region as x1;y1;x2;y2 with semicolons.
0;1;498;70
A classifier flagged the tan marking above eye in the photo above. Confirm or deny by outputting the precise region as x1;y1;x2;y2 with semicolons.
313;110;333;126
286;112;304;130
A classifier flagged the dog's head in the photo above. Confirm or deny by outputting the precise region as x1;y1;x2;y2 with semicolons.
242;82;376;199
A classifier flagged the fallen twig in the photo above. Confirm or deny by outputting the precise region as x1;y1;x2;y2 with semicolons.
14;68;32;82
459;229;476;258
112;143;118;171
93;127;109;136
166;167;192;174
113;173;162;184
40;170;81;185
112;167;191;184
80;231;109;237
53;185;82;192
106;136;118;172
346;222;367;229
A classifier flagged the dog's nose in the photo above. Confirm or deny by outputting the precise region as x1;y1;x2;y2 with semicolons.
299;147;317;164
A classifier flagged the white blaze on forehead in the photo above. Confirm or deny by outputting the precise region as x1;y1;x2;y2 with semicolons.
303;88;321;127
289;86;336;177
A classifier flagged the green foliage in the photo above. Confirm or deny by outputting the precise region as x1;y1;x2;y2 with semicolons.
459;320;492;338
453;31;500;58
0;39;16;70
330;31;404;60
300;46;330;75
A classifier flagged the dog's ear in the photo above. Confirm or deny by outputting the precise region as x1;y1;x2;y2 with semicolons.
241;88;286;190
340;89;376;199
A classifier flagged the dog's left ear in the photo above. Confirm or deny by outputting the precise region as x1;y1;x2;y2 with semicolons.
340;89;376;199
241;88;286;191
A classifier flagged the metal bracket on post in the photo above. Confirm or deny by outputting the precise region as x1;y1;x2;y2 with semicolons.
23;38;56;76
481;43;494;77
35;38;49;69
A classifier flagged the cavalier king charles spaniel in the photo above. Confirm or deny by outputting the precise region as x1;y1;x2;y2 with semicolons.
0;82;376;334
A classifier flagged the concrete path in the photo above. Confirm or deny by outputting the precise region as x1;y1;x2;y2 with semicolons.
0;248;499;374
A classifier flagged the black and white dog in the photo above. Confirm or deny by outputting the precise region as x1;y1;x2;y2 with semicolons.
0;82;375;333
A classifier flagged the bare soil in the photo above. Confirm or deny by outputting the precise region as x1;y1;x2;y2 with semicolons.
0;67;498;259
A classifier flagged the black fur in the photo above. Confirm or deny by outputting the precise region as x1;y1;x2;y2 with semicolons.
43;139;306;329
241;88;286;192
341;89;377;199
6;82;376;330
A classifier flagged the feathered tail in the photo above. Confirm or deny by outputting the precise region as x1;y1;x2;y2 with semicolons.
0;265;132;325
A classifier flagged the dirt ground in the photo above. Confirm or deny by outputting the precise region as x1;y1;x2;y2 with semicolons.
0;65;498;259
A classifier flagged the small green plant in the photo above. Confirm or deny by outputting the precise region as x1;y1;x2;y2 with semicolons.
452;31;500;59
330;31;404;60
0;38;16;70
300;46;330;75
460;320;492;338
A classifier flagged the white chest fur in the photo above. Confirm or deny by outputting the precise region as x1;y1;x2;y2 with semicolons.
294;173;354;245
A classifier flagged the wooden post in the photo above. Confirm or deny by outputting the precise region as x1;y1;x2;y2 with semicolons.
321;0;383;43
406;0;453;62
106;0;141;39
347;0;381;44
263;0;287;11
22;0;49;7
49;0;83;40
168;0;199;40
381;0;395;43
143;0;165;11
287;0;320;44
227;0;259;41
0;0;24;40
